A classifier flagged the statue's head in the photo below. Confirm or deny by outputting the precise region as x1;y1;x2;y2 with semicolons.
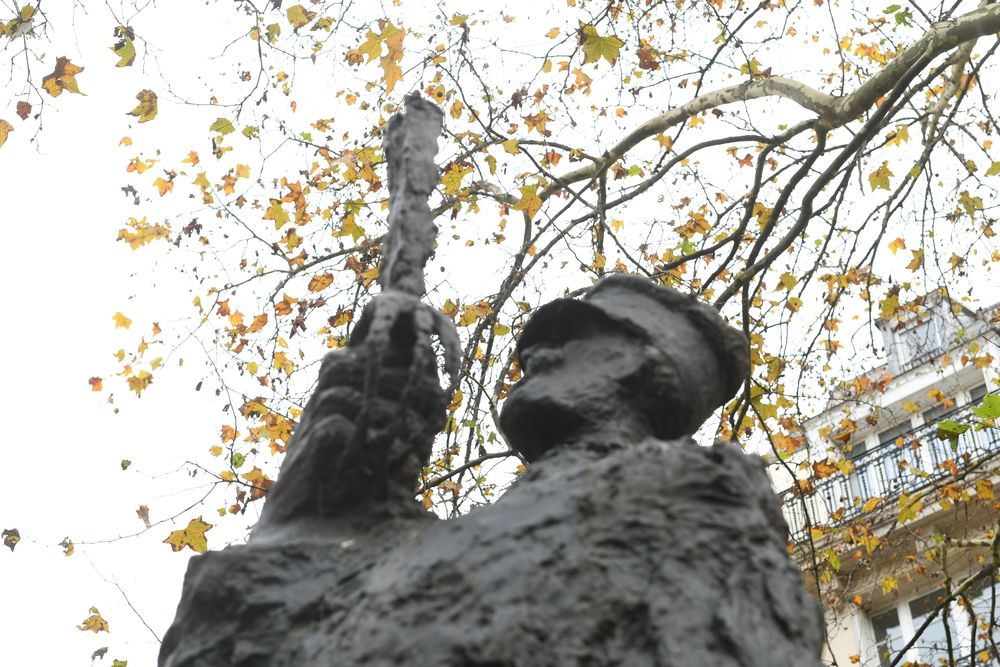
499;274;748;461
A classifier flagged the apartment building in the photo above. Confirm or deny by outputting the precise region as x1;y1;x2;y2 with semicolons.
769;291;1000;667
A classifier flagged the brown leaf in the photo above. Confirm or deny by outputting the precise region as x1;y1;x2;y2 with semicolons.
2;528;20;551
15;101;31;120
136;505;151;528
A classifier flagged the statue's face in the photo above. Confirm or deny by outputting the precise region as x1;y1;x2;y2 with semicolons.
499;316;649;461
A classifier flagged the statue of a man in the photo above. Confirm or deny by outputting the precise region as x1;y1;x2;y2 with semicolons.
500;273;748;462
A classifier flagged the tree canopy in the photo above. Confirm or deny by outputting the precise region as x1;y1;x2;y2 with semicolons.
5;0;1000;664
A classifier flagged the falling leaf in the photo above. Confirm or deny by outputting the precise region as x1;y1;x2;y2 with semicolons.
120;460;131;470
136;505;151;528
163;517;213;553
112;312;132;329
127;89;157;123
579;24;624;65
41;57;85;97
2;528;20;551
89;377;103;391
77;607;110;633
0;119;11;149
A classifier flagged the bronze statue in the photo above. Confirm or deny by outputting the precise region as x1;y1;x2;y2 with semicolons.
159;94;823;667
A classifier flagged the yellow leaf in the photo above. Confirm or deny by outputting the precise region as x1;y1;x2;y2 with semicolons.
112;312;132;329
885;124;909;147
546;27;560;38
880;575;898;594
887;238;905;254
286;4;316;29
868;161;893;191
502;138;520;154
308;273;334;292
219;470;236;481
0;119;12;150
126;90;157;122
513;184;543;220
127;370;153;396
978;478;994;500
77;607;110;633
209;445;223;457
111;35;136;67
41;57;85;97
579;23;624;66
441;163;473;195
458;301;493;327
862;496;881;513
902;401;919;412
163;517;213;553
153;177;174;196
906;249;924;271
654;133;673;151
493;323;511;336
524;111;550;136
688;115;704;128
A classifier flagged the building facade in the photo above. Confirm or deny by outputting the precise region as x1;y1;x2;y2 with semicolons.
769;293;1000;667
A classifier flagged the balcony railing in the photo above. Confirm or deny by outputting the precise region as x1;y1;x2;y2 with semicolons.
779;407;1000;542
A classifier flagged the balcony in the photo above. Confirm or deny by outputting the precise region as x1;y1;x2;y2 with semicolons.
779;407;1000;543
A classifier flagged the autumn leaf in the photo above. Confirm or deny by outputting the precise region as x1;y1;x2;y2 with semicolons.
89;377;103;391
127;89;158;123
41;57;85;97
163;517;213;553
2;528;19;551
127;371;153;396
60;537;74;557
77;607;110;633
136;505;151;528
0;118;14;151
887;237;905;254
112;312;132;329
307;273;334;292
111;35;136;67
210;117;236;135
153;177;174;196
978;478;994;500
286;4;317;29
513;184;543;220
242;467;275;501
524;111;551;136
459;301;493;327
579;24;624;65
441;163;473;195
16;101;30;119
905;249;924;271
868;161;893;191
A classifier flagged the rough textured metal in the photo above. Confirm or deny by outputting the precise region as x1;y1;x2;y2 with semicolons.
380;92;443;297
158;107;824;666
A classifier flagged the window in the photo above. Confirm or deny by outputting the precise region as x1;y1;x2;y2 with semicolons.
869;583;1000;667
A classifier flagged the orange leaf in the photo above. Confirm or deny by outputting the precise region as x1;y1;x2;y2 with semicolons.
308;273;334;292
42;57;85;97
88;377;103;392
